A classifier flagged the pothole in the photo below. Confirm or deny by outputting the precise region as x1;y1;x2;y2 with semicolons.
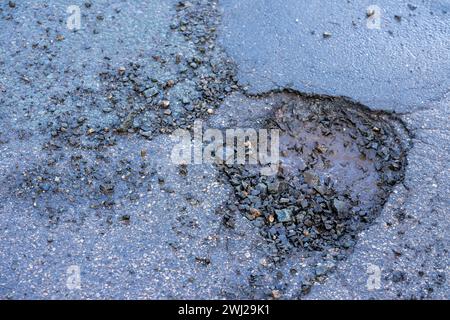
216;91;410;294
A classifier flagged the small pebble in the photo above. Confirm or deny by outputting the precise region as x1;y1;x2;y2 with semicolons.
160;100;170;108
271;290;281;299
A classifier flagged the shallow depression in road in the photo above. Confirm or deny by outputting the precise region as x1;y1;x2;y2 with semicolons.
215;92;410;294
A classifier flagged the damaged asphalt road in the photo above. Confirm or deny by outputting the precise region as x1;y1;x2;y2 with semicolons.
0;0;448;299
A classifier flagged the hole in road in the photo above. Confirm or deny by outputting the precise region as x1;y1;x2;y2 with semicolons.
220;92;409;267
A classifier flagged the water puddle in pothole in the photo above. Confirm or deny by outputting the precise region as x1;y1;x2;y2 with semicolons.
213;91;409;297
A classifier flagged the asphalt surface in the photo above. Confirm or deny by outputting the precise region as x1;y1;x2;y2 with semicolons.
219;0;450;112
0;0;448;299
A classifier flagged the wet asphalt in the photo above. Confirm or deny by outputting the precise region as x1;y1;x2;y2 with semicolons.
219;0;450;112
0;0;448;299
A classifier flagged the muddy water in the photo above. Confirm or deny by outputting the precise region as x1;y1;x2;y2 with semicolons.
274;99;383;216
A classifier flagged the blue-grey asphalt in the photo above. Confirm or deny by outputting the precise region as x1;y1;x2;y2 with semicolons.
219;0;450;112
0;0;448;299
